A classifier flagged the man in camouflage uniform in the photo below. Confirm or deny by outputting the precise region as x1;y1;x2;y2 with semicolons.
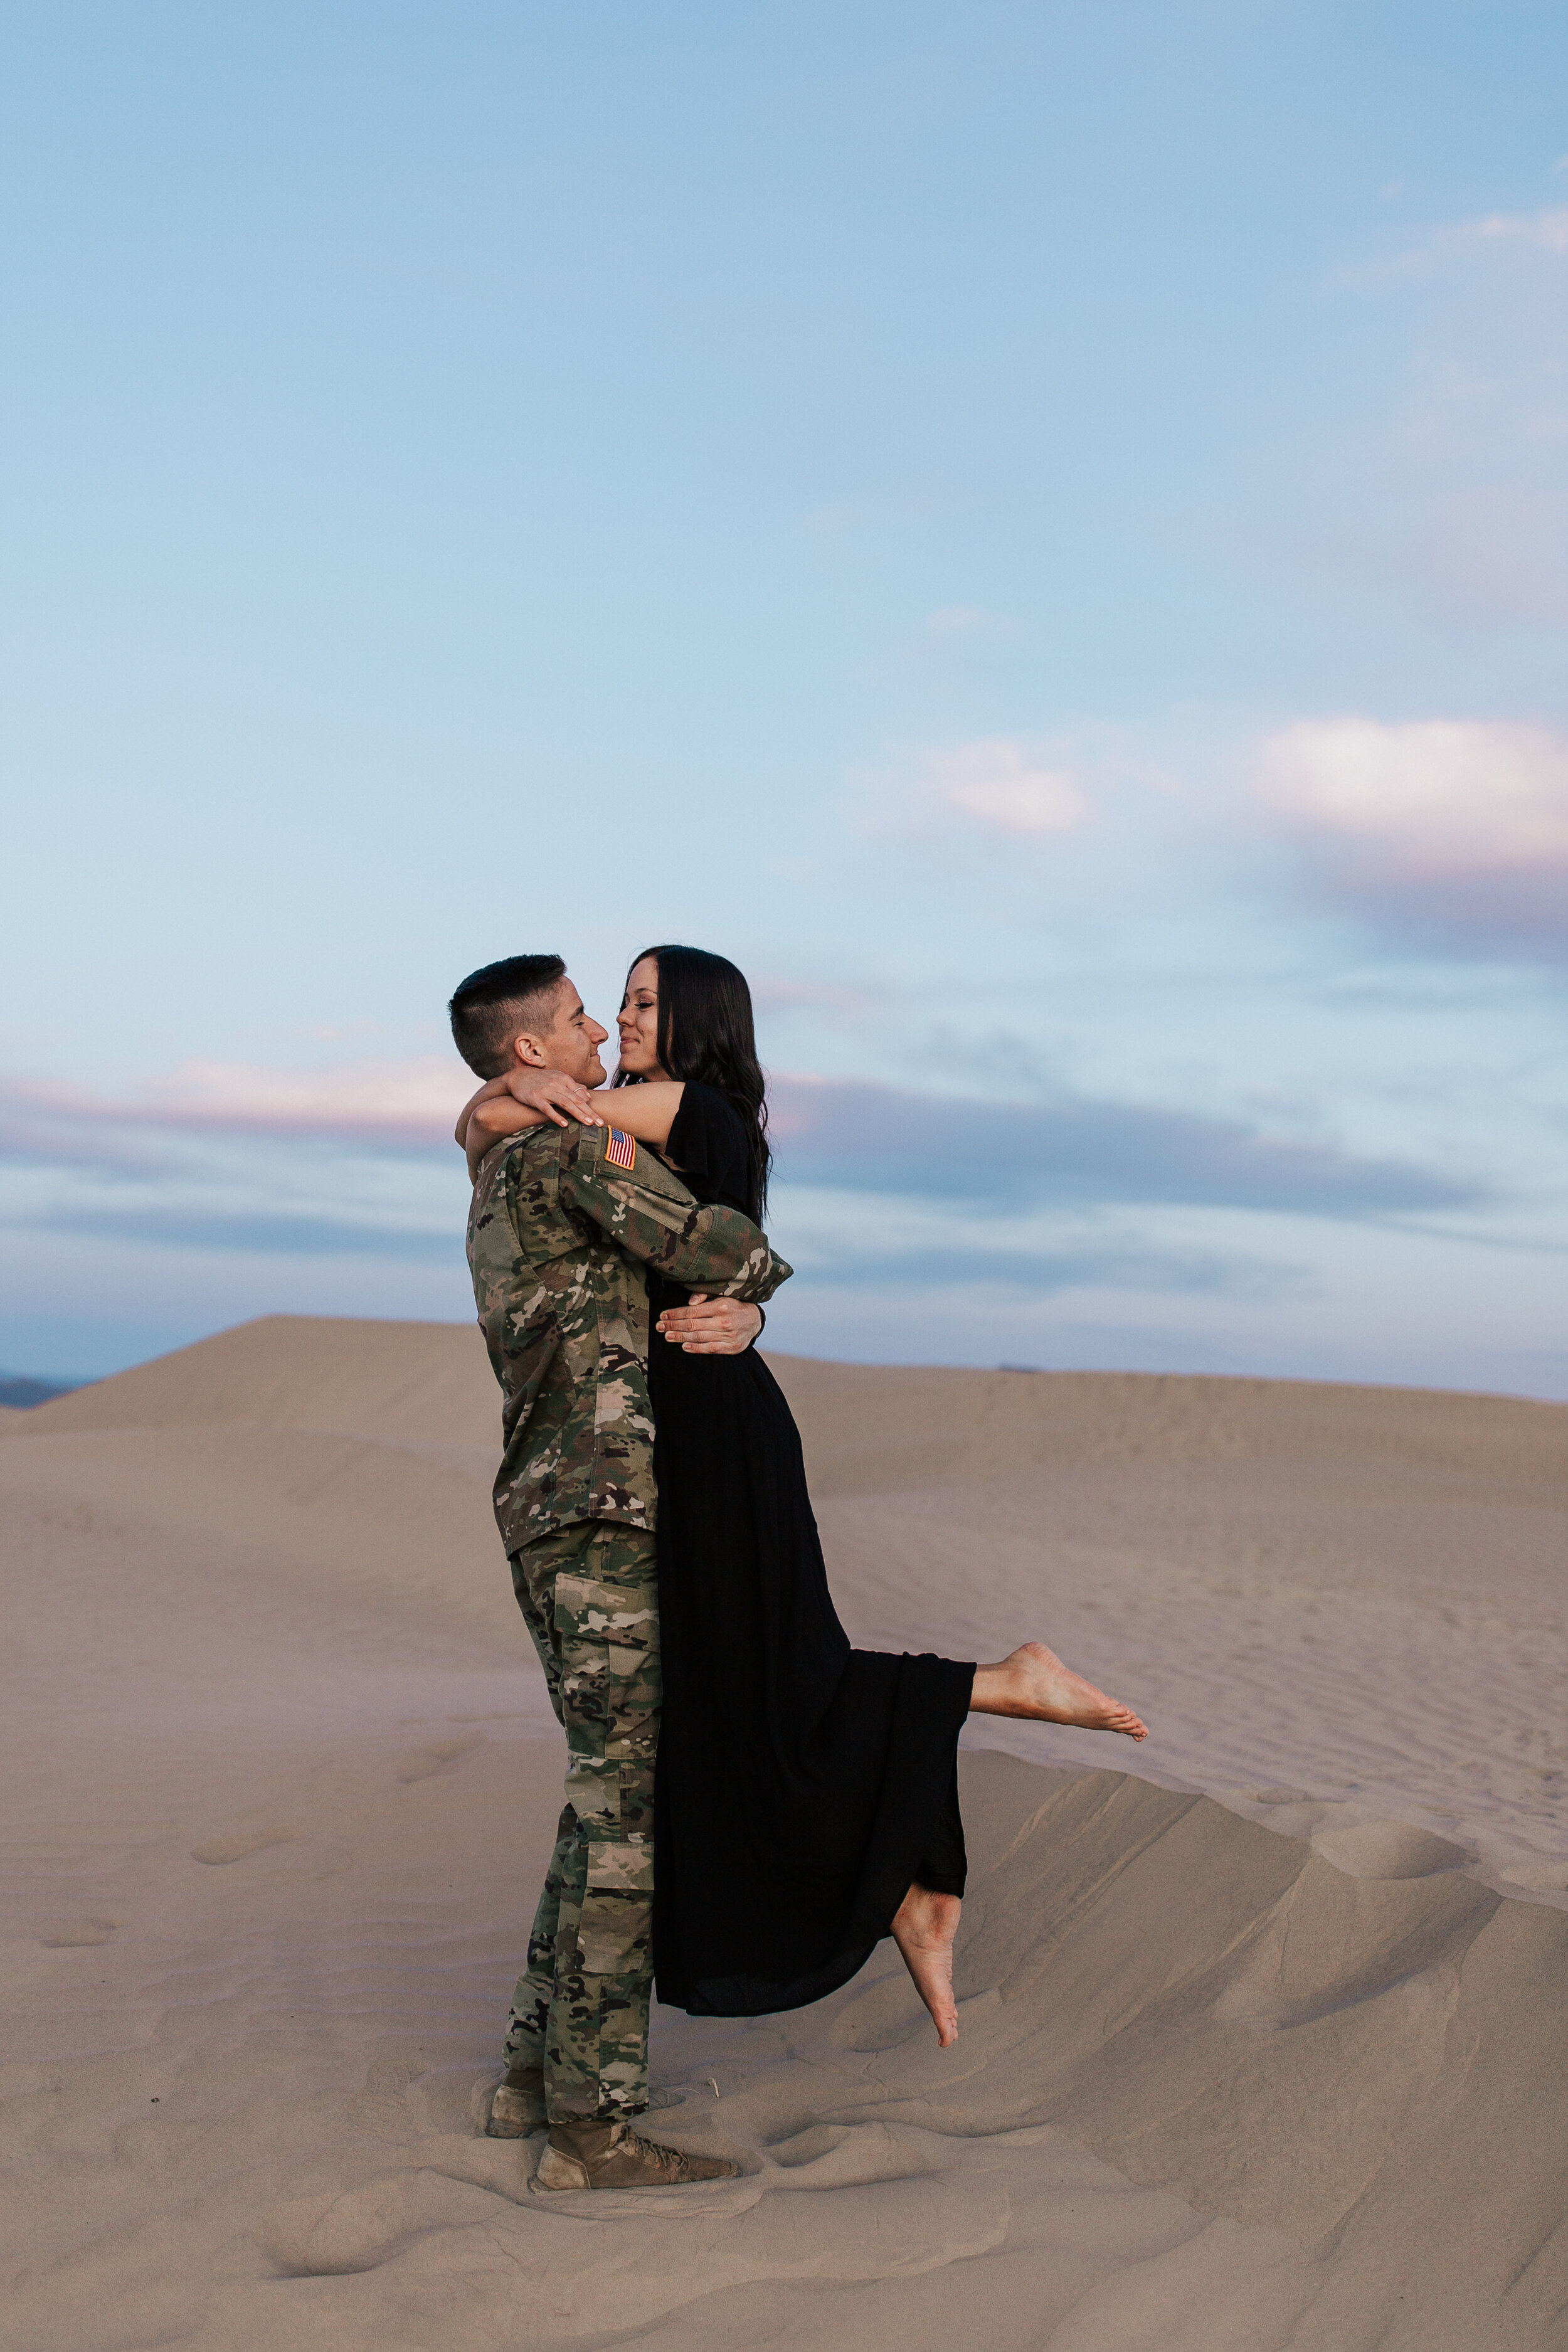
452;953;791;2192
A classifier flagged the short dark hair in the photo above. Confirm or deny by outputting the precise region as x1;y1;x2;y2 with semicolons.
448;953;568;1079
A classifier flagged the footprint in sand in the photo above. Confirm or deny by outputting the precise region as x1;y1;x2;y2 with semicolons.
767;2122;941;2186
349;2054;430;2143
40;1918;119;1947
261;2171;507;2276
191;1826;305;1866
395;1737;487;1784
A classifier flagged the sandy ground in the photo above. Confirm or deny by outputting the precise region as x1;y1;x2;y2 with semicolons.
3;1315;1565;2351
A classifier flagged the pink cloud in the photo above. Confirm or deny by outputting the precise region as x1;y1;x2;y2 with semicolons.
1;1057;470;1160
750;978;877;1022
1251;716;1568;942
1257;718;1568;877
856;736;1094;839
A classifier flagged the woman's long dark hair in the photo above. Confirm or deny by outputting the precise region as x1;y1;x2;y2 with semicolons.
615;944;770;1222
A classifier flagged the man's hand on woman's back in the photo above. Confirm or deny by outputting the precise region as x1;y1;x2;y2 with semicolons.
655;1294;764;1355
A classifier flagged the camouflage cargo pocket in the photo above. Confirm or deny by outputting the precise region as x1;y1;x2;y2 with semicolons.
576;1840;655;1975
553;1573;656;1657
554;1573;659;1754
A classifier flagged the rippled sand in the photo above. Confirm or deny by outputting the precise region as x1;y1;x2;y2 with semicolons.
3;1317;1564;2350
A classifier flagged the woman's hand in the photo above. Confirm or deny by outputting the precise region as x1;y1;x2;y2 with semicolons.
655;1294;764;1355
493;1066;606;1130
455;1066;606;1154
458;1067;608;1183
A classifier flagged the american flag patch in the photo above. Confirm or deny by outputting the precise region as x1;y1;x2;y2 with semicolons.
604;1126;636;1171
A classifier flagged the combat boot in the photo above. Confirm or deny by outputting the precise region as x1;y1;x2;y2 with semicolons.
534;2116;739;2190
484;2062;547;2137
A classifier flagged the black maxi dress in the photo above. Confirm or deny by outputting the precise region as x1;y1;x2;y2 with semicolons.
647;1083;975;2018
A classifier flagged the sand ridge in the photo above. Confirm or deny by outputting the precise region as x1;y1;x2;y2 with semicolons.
3;1315;1566;2349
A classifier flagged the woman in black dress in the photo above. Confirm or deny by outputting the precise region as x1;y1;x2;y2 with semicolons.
462;945;1147;2044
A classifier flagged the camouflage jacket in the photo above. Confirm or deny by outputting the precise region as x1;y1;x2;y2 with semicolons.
467;1117;792;1552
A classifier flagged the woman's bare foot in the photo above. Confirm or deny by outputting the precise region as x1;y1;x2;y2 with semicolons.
891;1883;961;2047
970;1642;1148;1740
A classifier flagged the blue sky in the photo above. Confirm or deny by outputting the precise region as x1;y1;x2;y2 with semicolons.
3;1;1565;1394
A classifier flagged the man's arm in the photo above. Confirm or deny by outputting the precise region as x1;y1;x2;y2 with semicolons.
557;1122;791;1304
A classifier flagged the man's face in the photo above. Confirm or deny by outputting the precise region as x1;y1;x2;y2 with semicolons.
517;978;608;1086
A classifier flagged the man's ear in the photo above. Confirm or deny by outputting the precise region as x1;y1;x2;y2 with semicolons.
511;1030;549;1070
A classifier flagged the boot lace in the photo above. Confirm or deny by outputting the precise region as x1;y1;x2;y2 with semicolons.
628;2127;689;2178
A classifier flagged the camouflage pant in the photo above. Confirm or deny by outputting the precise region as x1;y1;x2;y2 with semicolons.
502;1520;660;2122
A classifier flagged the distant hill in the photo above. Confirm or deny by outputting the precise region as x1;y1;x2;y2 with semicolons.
0;1372;90;1409
13;1313;1563;1490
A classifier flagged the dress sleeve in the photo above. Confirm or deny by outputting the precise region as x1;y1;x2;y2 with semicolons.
664;1083;748;1202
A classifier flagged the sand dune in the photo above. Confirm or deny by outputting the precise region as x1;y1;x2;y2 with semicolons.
783;1358;1568;1904
3;1316;1566;2349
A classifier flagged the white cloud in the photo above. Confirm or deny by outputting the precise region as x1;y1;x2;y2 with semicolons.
1382;207;1568;278
1254;717;1568;881
859;736;1094;839
924;604;990;638
751;978;876;1022
1452;208;1568;257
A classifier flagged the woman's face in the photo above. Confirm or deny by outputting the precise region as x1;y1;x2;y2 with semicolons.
617;956;668;1079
